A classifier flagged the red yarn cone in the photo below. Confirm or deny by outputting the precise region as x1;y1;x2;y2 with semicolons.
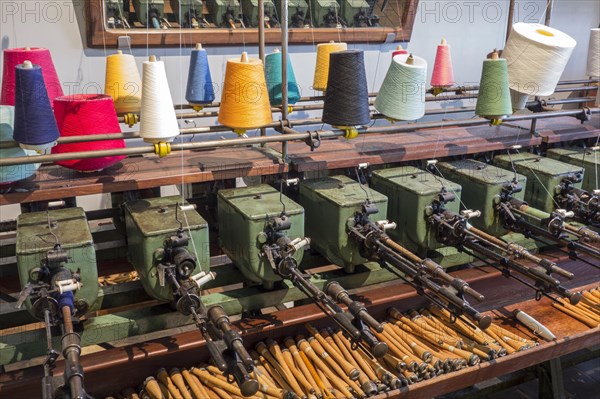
52;95;125;172
1;47;63;106
392;44;408;58
431;39;455;87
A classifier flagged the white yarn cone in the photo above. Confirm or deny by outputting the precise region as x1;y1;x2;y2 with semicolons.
503;23;576;107
374;54;427;121
139;56;180;143
587;28;600;78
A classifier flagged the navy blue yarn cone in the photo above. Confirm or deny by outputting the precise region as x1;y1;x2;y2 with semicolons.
13;63;59;148
185;47;215;106
322;50;370;127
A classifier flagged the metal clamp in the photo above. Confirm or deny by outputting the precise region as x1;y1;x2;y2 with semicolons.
304;130;321;151
575;107;591;123
154;142;172;158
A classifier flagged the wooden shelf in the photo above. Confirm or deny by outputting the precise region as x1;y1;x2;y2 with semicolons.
1;115;598;206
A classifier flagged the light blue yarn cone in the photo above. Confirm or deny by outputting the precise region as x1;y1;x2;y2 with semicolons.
0;106;40;184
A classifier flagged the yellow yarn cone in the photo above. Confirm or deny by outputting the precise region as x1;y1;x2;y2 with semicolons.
312;41;347;91
218;52;273;131
105;50;142;115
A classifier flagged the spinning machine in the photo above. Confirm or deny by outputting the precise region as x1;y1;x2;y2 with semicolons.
1;3;600;399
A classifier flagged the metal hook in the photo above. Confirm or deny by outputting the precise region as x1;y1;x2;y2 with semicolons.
175;202;183;231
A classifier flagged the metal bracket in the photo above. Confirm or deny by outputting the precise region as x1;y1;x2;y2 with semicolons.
304;131;321;151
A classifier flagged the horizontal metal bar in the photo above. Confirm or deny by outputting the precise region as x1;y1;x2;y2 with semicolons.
1;108;596;167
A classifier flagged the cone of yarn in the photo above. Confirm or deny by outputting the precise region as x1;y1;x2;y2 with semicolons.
375;53;427;121
51;95;125;172
139;56;180;143
0;106;40;185
1;47;63;106
13;61;60;151
312;41;348;91
218;52;273;130
105;50;142;115
264;48;301;107
322;50;370;127
587;28;600;77
503;23;576;105
185;44;215;108
431;39;455;87
475;51;513;120
392;44;408;58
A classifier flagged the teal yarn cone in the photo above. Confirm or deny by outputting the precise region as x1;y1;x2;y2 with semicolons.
0;106;40;184
374;53;427;121
475;52;512;120
264;49;300;107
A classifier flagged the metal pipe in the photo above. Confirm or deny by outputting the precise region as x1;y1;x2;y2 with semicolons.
259;0;267;143
140;92;596;124
1;108;596;167
168;79;599;111
2;99;596;149
545;0;553;26
506;0;515;43
281;0;289;162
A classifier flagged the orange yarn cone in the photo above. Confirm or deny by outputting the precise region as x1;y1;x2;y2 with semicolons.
218;52;272;133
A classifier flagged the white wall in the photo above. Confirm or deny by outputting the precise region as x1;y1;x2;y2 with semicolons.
2;1;598;102
0;0;598;220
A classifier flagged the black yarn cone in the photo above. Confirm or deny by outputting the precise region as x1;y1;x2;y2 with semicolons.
322;50;370;126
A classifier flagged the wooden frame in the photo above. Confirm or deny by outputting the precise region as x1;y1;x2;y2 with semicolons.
86;0;419;47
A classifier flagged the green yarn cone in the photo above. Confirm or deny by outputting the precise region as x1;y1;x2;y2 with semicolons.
264;50;300;107
475;56;513;120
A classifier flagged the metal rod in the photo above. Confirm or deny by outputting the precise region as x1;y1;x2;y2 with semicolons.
258;0;267;144
2;101;596;150
545;0;553;26
169;79;599;111
506;0;515;43
1;108;597;167
281;0;289;162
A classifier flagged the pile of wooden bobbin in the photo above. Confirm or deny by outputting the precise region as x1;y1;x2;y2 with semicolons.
105;305;539;399
552;287;600;328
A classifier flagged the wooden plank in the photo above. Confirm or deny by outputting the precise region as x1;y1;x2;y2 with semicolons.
0;147;286;206
284;116;600;172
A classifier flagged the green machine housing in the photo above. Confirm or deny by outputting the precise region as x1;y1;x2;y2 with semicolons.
494;153;584;214
105;0;128;27
16;208;98;315
133;0;165;26
370;166;471;268
124;196;210;302
309;0;341;27
206;0;241;27
243;0;277;27
274;0;309;27
299;175;387;273
170;0;204;27
218;185;305;289
547;147;599;193
436;160;536;250
340;0;370;26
